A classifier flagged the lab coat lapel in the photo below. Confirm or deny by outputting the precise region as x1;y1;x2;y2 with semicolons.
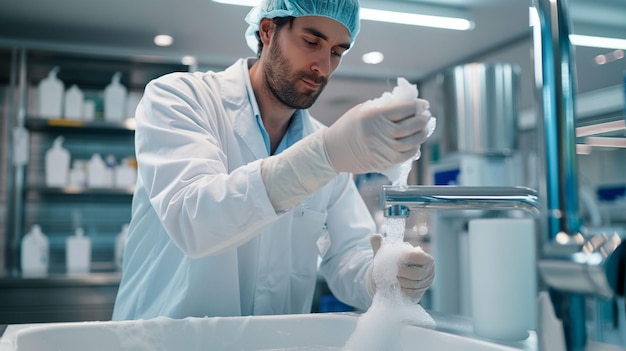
220;59;268;160
234;110;268;160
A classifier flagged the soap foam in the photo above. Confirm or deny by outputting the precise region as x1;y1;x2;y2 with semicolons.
385;217;406;243
343;238;436;351
342;78;436;351
361;77;436;187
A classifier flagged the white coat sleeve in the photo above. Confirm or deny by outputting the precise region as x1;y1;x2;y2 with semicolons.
134;74;280;258
317;173;377;311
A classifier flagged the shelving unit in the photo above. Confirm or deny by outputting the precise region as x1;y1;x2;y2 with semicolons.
0;45;190;323
573;85;626;226
4;47;187;277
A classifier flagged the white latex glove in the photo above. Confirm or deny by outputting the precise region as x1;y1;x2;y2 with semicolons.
261;99;431;212
323;99;431;174
261;130;338;212
367;234;435;303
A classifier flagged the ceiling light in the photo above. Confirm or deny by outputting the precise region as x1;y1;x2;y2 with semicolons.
362;51;384;64
154;34;174;47
181;55;197;66
212;0;474;31
359;8;473;31
594;49;625;66
570;34;626;50
213;0;256;5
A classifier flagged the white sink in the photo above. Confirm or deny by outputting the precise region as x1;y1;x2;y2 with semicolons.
1;313;533;351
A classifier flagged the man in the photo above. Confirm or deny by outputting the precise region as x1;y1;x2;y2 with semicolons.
113;0;434;320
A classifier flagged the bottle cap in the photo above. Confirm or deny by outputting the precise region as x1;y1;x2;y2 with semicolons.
31;224;42;234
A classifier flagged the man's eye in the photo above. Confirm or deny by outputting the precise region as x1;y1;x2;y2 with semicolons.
331;50;342;57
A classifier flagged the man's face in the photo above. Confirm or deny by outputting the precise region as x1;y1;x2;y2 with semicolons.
263;16;351;109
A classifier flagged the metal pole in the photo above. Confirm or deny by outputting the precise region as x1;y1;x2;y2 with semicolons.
533;0;585;349
6;47;27;275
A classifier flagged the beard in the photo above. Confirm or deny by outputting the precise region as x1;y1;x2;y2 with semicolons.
263;38;328;109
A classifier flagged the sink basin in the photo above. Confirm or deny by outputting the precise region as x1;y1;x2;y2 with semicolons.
2;313;533;351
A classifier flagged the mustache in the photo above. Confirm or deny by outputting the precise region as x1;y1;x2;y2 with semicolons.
299;73;327;85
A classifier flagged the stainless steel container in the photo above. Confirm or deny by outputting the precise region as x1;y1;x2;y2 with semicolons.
440;63;521;156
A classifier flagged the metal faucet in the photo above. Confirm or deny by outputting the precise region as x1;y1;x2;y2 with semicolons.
383;185;540;216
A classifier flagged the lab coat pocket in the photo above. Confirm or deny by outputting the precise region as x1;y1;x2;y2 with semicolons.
291;209;328;277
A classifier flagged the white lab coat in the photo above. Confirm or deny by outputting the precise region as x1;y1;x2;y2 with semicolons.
112;59;376;320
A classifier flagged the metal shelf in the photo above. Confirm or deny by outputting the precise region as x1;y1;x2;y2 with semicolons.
0;272;122;287
25;117;135;133
25;186;134;196
574;84;626;149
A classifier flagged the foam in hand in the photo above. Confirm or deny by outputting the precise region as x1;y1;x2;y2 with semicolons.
362;77;436;187
344;78;436;351
344;237;436;351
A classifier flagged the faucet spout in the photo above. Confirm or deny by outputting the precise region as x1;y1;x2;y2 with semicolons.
383;185;540;217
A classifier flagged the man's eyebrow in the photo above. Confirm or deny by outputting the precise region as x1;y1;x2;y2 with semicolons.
302;26;351;50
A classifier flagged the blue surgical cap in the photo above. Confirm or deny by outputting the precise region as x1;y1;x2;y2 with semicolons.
244;0;361;52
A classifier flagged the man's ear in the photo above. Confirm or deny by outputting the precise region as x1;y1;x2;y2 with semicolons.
258;17;275;47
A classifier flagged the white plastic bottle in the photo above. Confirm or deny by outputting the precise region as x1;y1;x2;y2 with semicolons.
38;67;64;118
115;224;129;270
126;91;143;119
104;72;127;122
21;224;49;277
64;84;84;120
45;136;71;187
105;154;117;187
87;153;107;188
115;157;137;188
83;99;96;121
66;227;91;274
68;160;86;187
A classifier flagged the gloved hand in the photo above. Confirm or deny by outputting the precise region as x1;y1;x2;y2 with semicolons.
261;98;432;212
368;234;435;303
323;99;431;174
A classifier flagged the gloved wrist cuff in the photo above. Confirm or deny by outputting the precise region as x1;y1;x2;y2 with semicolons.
261;130;339;212
321;128;340;173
